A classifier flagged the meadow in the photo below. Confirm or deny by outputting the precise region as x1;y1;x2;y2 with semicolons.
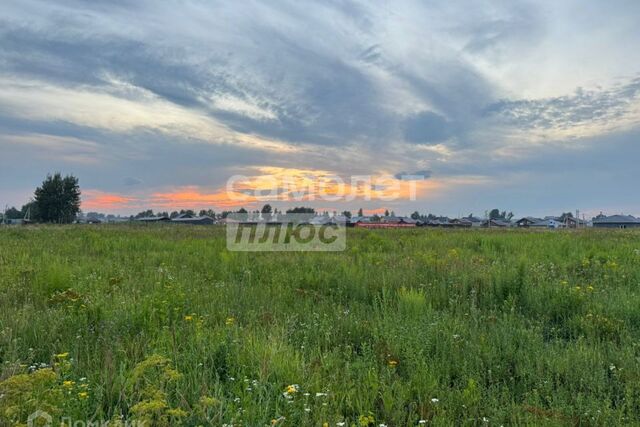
1;225;640;426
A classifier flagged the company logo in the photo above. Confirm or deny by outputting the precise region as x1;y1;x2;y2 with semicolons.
226;213;346;251
28;410;52;427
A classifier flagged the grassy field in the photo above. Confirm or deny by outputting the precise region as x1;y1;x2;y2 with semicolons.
1;225;640;426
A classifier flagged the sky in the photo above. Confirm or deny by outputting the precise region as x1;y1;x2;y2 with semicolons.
1;0;639;218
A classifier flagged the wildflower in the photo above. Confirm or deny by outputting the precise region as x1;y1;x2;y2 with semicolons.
482;417;489;423
387;359;398;367
575;286;581;291
323;423;329;427
63;380;75;388
560;280;568;286
418;421;427;425
78;391;88;399
226;317;235;326
605;260;618;269
316;392;328;397
184;315;193;321
304;407;311;412
199;396;218;407
587;285;594;292
285;384;299;394
359;414;375;426
337;423;346;427
167;408;188;417
431;398;439;403
56;352;69;359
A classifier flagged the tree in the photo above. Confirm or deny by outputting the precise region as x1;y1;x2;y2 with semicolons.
261;204;273;214
136;209;155;218
237;208;248;214
560;212;574;222
489;209;501;220
33;173;81;223
384;209;390;217
286;207;315;214
488;209;513;221
411;211;420;220
4;206;22;219
357;208;364;217
341;210;352;218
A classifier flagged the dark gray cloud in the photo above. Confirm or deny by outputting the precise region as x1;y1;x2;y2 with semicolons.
394;170;432;180
403;112;452;145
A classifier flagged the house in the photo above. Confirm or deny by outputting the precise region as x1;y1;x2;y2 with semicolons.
481;219;511;228
351;215;417;228
136;216;170;222
4;218;25;225
592;215;640;229
449;218;472;228
565;217;589;228
348;216;372;227
467;217;484;227
425;218;455;228
515;217;542;227
530;218;565;229
171;213;215;225
382;216;418;225
306;215;349;226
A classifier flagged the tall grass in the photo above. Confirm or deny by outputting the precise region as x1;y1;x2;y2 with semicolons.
1;225;639;425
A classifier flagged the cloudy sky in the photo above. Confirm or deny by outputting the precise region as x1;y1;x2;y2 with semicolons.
1;0;639;217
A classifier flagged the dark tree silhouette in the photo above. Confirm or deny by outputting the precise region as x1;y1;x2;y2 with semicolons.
33;173;81;223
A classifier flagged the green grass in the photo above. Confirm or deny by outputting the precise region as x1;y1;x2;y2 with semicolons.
1;225;640;426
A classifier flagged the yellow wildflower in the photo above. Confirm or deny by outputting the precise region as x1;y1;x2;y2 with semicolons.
359;414;375;426
78;391;89;399
199;395;218;407
56;352;69;359
63;380;75;388
167;408;188;417
225;317;235;326
387;359;398;367
184;315;193;321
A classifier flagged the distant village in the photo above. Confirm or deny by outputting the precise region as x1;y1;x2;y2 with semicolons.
4;205;638;229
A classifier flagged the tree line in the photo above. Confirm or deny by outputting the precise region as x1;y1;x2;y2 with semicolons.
2;173;81;224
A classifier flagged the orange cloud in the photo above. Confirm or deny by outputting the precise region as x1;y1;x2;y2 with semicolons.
227;166;441;203
149;186;256;210
82;190;136;210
